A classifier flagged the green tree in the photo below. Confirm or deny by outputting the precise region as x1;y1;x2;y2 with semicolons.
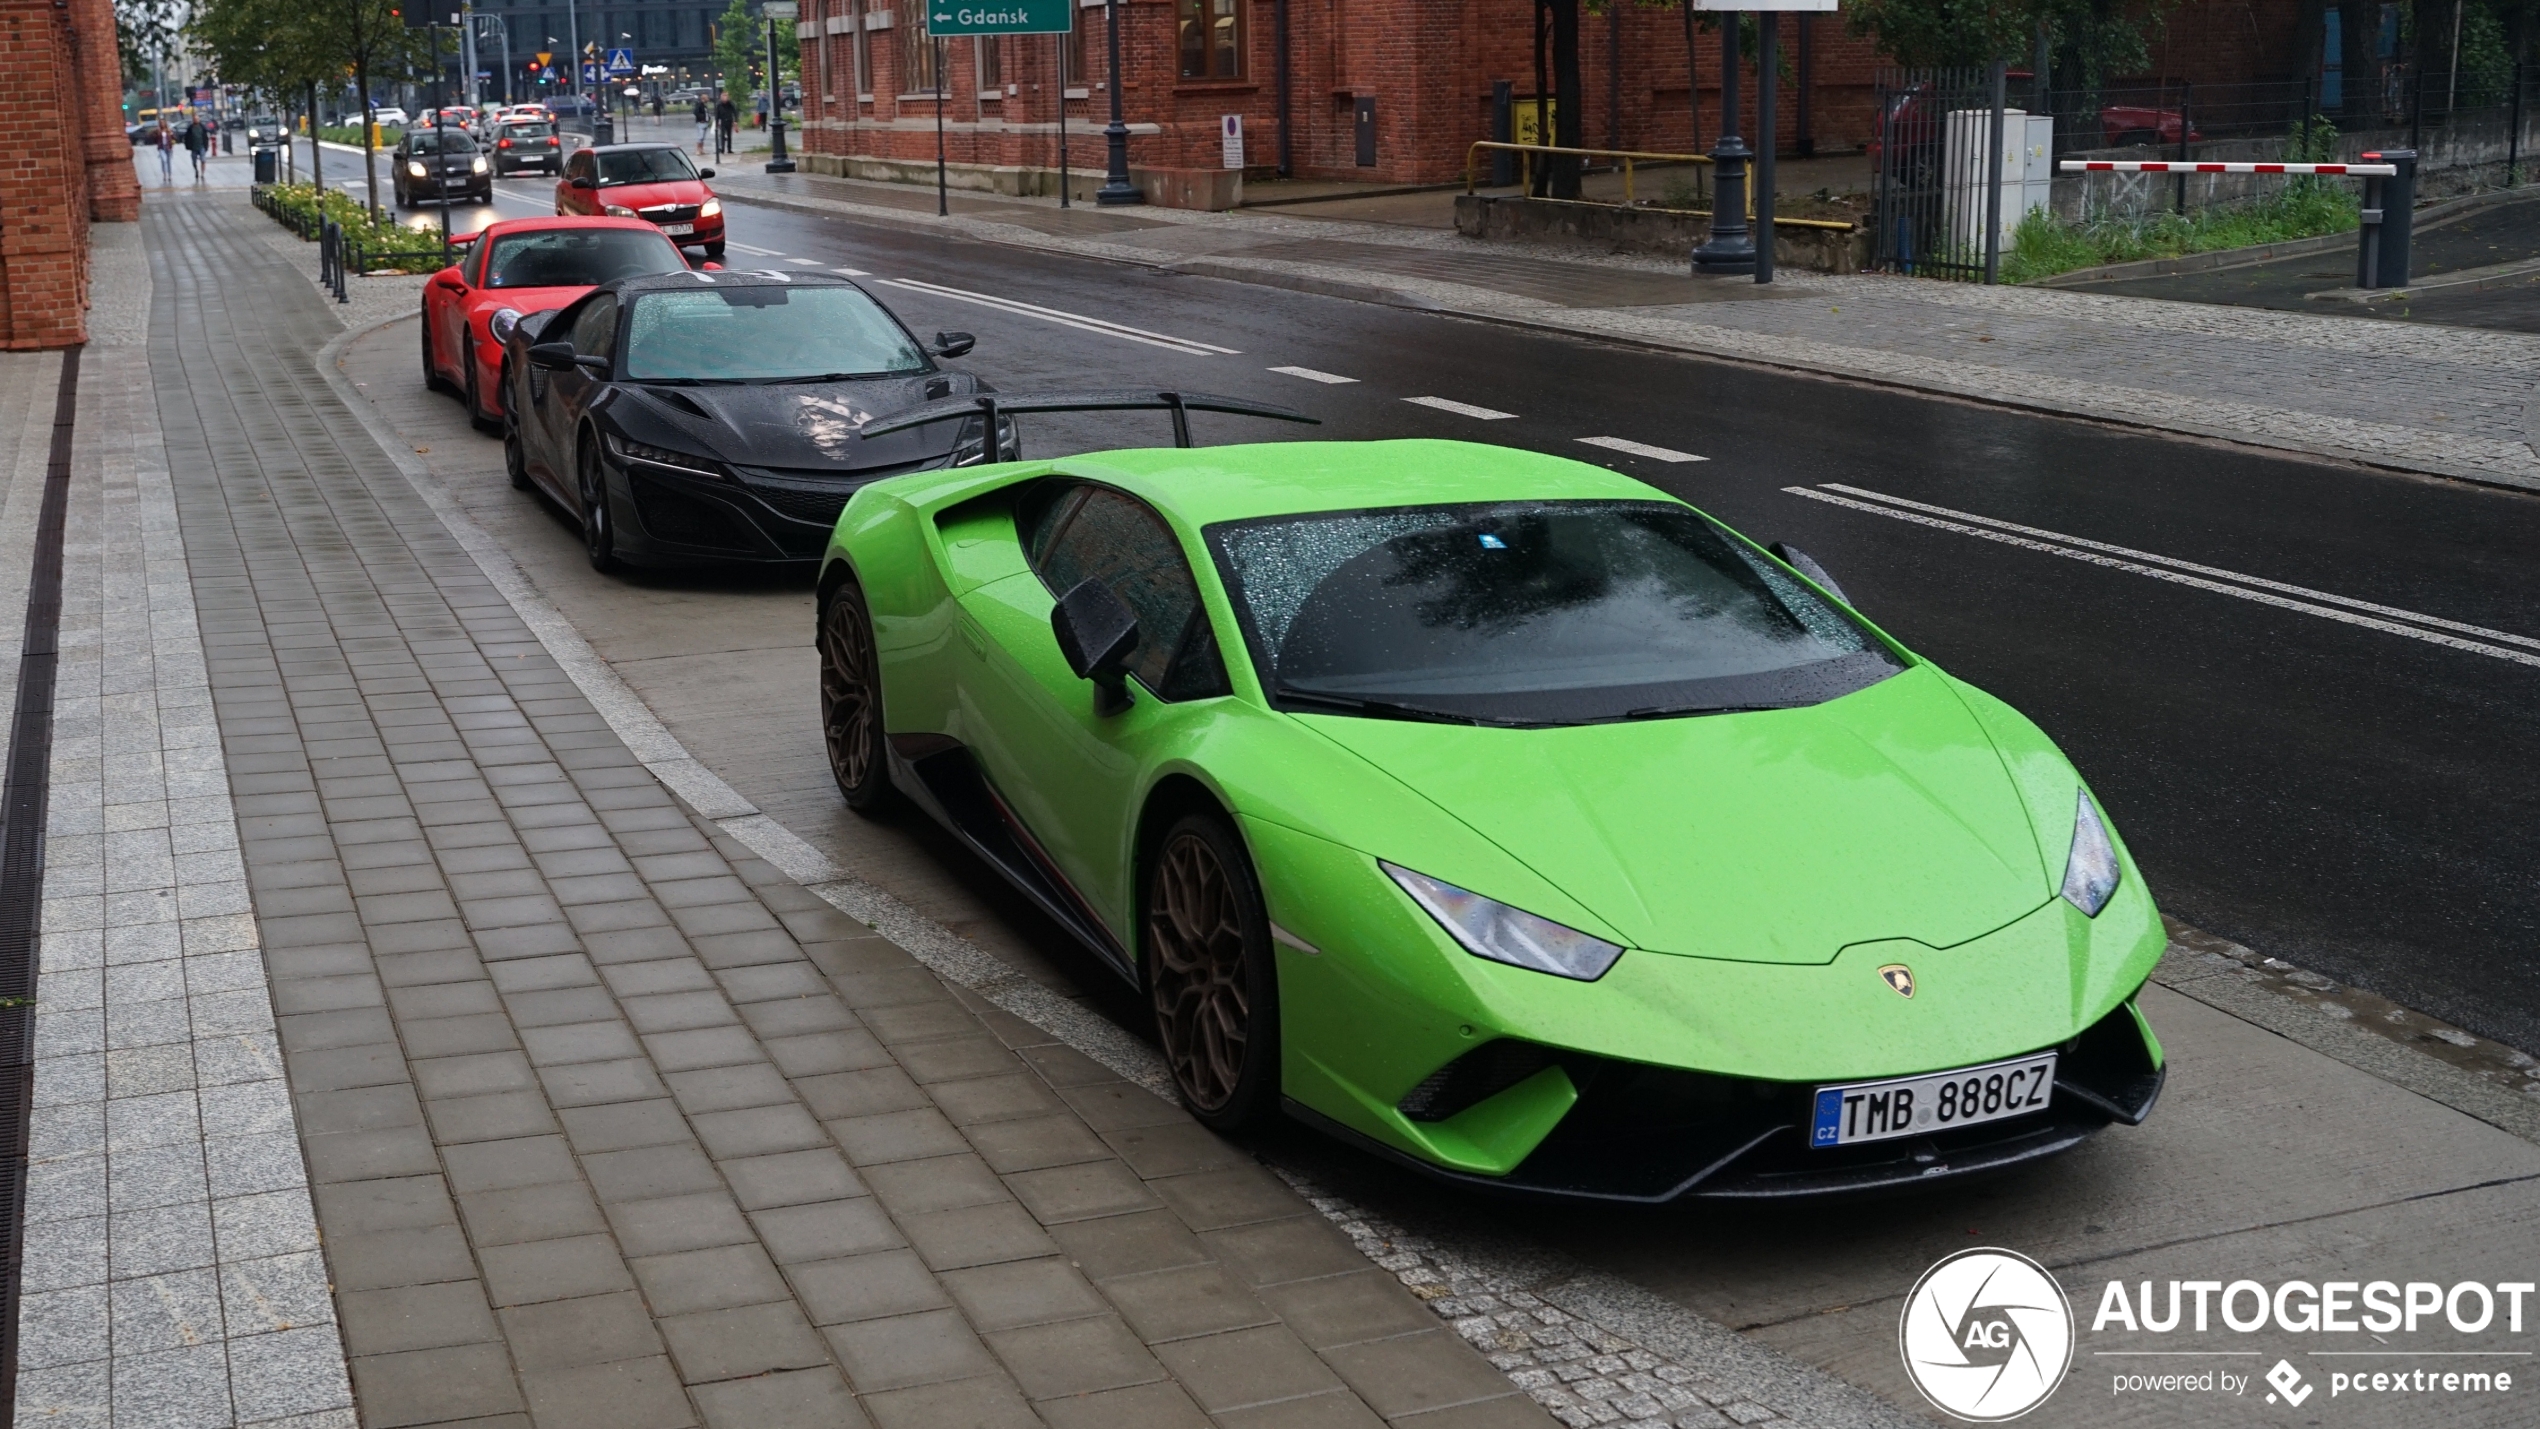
713;0;756;102
1841;0;2169;82
192;0;423;215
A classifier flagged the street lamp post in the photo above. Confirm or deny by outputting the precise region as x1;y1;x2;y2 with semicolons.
1692;11;1755;275
765;11;794;170
1094;0;1141;205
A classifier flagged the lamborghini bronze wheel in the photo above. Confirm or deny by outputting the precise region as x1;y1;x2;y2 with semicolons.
818;582;894;812
1145;814;1278;1128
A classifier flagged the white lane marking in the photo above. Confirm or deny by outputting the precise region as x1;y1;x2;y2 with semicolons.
1269;365;1358;385
877;277;1239;356
784;257;825;266
1787;486;2540;670
834;267;872;276
1404;395;1518;421
1578;435;1706;463
1821;482;2540;655
724;241;782;255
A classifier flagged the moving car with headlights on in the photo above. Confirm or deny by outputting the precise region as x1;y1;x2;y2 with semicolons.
556;142;724;259
489;116;564;175
420;217;696;428
392;127;491;206
500;270;1005;572
814;430;2168;1200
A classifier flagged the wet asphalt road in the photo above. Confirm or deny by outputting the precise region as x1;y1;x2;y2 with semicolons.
349;155;2540;1052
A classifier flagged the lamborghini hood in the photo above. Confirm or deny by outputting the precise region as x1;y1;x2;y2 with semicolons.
1300;666;2052;963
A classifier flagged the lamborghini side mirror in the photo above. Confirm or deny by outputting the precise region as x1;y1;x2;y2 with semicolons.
1770;542;1850;606
930;330;976;360
1051;579;1139;715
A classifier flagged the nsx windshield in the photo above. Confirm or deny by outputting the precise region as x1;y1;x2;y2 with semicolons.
597;147;698;184
1207;501;1902;725
486;229;687;288
623;286;928;382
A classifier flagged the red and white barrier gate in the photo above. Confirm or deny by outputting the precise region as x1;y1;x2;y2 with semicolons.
2056;160;2399;175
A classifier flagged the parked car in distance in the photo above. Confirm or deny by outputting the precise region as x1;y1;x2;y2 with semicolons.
371;106;411;128
2098;106;2203;147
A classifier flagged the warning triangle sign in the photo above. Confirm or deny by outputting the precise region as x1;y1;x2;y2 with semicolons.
535;50;552;66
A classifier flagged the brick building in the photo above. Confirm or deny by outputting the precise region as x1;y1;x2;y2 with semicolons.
0;0;136;348
791;1;1886;201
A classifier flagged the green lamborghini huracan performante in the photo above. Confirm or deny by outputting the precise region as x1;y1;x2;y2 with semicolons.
814;407;2165;1201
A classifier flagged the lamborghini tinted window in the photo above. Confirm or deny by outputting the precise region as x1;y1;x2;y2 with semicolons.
1207;501;1900;726
1030;486;1229;702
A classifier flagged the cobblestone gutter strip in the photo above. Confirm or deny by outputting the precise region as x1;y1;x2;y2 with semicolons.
711;177;2540;494
311;310;1906;1429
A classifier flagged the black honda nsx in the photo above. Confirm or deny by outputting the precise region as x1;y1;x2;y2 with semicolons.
498;269;1012;572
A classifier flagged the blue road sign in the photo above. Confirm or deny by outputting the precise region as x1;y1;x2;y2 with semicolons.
582;61;601;83
604;47;635;77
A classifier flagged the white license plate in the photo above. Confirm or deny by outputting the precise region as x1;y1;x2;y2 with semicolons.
661;222;694;235
1809;1053;2056;1149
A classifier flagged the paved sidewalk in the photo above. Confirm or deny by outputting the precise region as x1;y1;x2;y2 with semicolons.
111;187;1568;1429
710;167;2540;492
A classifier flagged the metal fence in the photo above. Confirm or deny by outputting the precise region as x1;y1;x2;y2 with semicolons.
1869;67;2011;282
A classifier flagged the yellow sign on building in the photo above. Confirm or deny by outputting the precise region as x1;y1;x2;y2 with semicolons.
1511;98;1556;148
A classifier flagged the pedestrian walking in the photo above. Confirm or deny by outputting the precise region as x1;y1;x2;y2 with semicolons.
753;91;767;130
715;93;736;156
693;97;710;156
154;121;174;184
183;117;210;181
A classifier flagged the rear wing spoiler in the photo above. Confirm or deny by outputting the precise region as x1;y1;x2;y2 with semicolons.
857;389;1318;448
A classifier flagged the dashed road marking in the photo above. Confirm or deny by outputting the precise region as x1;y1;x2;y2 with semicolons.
1269;365;1358;384
724;241;782;255
1793;483;2540;668
834;267;872;276
877;278;1239;356
1578;435;1706;463
784;257;825;266
1404;395;1517;421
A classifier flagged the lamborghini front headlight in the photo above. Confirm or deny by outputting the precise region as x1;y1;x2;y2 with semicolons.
1384;863;1623;981
2059;790;2121;918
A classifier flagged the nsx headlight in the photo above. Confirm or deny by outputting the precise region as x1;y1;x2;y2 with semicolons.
488;307;525;343
603;204;638;217
605;434;725;480
1383;863;1623;981
699;197;722;218
2059;790;2121;917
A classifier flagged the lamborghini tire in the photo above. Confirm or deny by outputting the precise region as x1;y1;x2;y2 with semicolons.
1144;812;1280;1131
818;581;897;814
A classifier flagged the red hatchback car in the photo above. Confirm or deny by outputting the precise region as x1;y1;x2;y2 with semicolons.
421;217;696;426
555;143;725;260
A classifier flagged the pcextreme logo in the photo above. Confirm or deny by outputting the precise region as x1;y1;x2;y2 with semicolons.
1900;1248;2076;1421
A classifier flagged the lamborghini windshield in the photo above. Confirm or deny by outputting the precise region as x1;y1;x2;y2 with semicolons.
1207;501;1902;726
622;285;928;382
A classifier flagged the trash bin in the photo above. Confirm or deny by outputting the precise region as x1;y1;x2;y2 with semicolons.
253;146;278;184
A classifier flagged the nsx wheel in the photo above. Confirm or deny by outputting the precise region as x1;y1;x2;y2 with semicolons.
501;372;530;491
818;582;895;813
1145;814;1279;1129
577;439;619;573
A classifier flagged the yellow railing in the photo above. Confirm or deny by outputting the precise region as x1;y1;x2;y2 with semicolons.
1464;140;1858;232
1466;141;1710;204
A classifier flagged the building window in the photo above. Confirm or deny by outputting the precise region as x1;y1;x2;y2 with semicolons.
1176;0;1241;80
977;36;1000;88
908;30;941;93
1061;10;1089;86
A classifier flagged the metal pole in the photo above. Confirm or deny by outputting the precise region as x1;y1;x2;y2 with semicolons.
1096;0;1141;204
1274;0;1293;178
1797;14;1814;157
434;25;451;260
462;2;478;108
936;36;949;214
1693;13;1753;274
2175;82;2190;216
1756;16;1775;283
766;10;794;170
1058;31;1071;206
1984;61;2004;284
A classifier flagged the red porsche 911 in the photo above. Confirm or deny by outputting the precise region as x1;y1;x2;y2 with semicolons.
420;216;697;427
